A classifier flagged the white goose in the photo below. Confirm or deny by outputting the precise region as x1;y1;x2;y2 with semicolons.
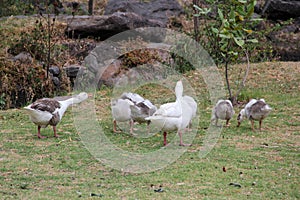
111;98;134;133
237;98;272;131
182;95;197;130
120;92;157;133
211;99;235;127
145;80;193;146
24;92;88;138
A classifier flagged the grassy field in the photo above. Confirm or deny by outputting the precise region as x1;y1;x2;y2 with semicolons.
0;62;299;199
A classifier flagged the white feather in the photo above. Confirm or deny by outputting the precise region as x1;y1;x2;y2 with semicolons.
146;80;193;145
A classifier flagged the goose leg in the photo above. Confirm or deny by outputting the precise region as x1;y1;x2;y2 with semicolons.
113;120;120;133
163;132;167;146
186;122;192;132
225;119;230;127
179;131;191;146
259;119;262;131
53;126;59;138
129;119;134;134
147;121;151;134
251;120;255;131
37;126;46;139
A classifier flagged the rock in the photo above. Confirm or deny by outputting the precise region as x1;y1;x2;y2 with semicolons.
83;41;174;88
65;12;163;40
65;41;96;59
97;60;122;87
90;193;103;197
13;52;32;63
268;17;300;61
229;182;242;188
49;66;60;76
105;61;170;88
104;0;184;26
63;1;88;15
51;76;60;87
63;64;86;86
262;0;300;20
63;64;84;78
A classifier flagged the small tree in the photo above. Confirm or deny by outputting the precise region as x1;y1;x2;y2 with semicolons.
194;0;261;104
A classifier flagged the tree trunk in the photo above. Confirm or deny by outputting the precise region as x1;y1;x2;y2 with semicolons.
193;0;200;42
46;13;51;79
88;0;94;15
225;62;232;100
233;49;251;104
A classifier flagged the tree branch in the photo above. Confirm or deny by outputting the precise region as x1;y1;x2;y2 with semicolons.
234;49;250;100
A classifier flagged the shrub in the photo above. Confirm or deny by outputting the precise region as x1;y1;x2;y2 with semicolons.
0;16;71;109
0;58;71;109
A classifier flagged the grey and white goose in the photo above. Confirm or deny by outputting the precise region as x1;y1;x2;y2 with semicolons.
111;98;134;133
211;99;235;127
237;98;272;131
120;92;157;133
24;92;88;138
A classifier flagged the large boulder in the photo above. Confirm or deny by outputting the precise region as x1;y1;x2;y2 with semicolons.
104;0;184;26
262;0;300;20
65;12;163;40
65;0;183;40
268;17;300;61
254;1;300;61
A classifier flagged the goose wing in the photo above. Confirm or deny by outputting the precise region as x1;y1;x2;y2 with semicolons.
30;98;61;113
154;102;182;118
120;92;144;104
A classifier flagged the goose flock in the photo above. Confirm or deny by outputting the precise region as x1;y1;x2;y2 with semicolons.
24;80;272;146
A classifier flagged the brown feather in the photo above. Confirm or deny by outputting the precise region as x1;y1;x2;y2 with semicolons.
30;98;61;113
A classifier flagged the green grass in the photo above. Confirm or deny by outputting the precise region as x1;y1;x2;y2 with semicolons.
0;62;299;199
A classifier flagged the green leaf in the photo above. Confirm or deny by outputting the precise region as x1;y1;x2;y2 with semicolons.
211;27;219;34
193;4;202;11
223;20;230;28
229;10;235;20
219;33;231;39
250;18;263;21
218;8;224;21
247;39;258;43
220;42;228;51
233;37;245;47
229;51;238;56
194;5;211;15
236;5;246;16
238;0;247;3
246;0;256;18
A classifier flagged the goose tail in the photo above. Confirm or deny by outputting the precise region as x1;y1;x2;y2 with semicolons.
262;104;272;112
24;105;33;110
